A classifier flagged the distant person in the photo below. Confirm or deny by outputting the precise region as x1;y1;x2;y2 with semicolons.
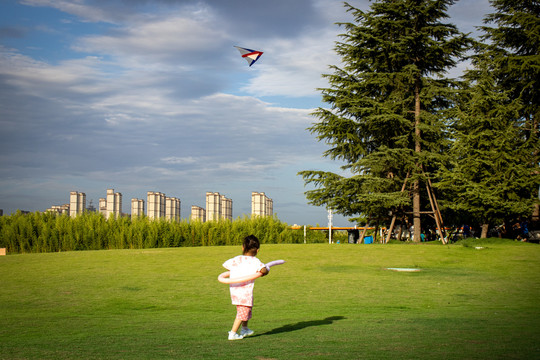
463;224;471;238
512;220;522;239
222;235;268;340
518;219;529;241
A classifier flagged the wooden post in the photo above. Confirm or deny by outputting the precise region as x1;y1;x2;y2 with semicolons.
426;176;446;243
425;182;445;244
358;221;370;244
385;216;397;244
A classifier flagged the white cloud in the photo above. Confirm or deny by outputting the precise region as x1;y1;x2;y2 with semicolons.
161;156;198;165
76;14;229;66
21;0;118;23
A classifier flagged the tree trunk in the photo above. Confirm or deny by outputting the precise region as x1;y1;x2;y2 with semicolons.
413;77;422;243
481;223;489;238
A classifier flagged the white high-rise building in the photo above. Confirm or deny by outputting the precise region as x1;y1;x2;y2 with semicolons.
131;199;145;219
266;197;273;217
191;205;206;222
252;192;273;217
206;192;221;221
165;197;181;222
69;191;86;217
147;191;166;220
105;189;122;219
99;198;106;216
205;192;233;221
221;195;233;221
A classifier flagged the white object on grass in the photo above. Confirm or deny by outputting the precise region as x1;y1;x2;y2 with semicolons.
386;268;422;272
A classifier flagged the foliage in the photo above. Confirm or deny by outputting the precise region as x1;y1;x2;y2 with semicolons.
299;0;472;240
299;0;539;239
481;0;540;138
435;0;540;235
436;54;537;229
0;211;334;254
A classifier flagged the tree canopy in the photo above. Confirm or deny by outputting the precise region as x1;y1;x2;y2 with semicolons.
300;0;539;240
436;0;540;237
299;0;471;241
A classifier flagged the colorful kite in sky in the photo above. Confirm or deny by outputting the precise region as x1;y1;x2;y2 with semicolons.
234;46;264;67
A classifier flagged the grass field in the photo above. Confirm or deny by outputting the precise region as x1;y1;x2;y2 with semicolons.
1;239;539;359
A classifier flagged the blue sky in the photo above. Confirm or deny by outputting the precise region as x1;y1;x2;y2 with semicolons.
0;0;492;225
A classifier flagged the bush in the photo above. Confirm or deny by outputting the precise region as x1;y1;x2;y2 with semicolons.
0;211;315;253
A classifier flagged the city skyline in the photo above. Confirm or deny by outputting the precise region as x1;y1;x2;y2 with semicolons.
45;188;277;224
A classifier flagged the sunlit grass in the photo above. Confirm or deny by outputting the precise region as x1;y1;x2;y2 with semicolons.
1;240;539;359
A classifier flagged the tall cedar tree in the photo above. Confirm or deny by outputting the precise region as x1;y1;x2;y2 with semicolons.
483;0;540;227
437;0;540;238
299;0;471;241
482;0;539;144
438;54;532;238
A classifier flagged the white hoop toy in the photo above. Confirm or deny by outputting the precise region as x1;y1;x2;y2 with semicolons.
218;271;262;284
218;259;285;284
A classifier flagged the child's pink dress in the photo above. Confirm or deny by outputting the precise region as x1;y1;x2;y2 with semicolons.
223;255;265;306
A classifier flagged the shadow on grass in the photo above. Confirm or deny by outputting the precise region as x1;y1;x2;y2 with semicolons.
253;316;346;337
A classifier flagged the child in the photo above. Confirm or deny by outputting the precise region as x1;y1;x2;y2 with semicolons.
222;234;269;340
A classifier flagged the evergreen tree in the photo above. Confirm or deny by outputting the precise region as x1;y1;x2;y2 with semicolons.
483;0;540;225
482;0;539;142
299;0;471;241
437;0;540;237
437;52;534;238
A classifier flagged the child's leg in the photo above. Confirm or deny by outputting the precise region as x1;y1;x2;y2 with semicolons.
231;317;243;333
231;306;252;333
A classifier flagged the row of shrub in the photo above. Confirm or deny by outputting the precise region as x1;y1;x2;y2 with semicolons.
0;211;344;253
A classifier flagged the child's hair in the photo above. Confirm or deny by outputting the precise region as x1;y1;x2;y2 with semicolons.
243;235;260;256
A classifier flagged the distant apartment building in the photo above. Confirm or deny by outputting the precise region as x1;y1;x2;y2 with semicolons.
147;191;166;220
99;198;106;216
191;205;206;222
266;197;273;217
206;192;233;221
99;189;122;219
46;204;69;215
206;192;221;221
131;198;145;219
221;195;233;221
252;192;273;217
69;191;86;217
165;197;181;222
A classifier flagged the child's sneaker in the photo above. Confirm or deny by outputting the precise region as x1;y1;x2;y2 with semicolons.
228;331;244;341
240;327;254;337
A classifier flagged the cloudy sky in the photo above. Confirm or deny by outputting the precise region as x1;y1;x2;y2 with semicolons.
0;0;492;225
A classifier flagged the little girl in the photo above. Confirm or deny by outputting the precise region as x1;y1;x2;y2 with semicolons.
222;235;269;340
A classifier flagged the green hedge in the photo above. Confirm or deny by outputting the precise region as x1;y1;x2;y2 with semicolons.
0;211;339;253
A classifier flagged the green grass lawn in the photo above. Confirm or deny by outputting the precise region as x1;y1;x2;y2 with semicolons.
1;240;539;359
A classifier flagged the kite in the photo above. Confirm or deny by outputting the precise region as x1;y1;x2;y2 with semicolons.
234;46;264;67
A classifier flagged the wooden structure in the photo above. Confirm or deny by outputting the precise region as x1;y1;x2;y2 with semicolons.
384;172;447;244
